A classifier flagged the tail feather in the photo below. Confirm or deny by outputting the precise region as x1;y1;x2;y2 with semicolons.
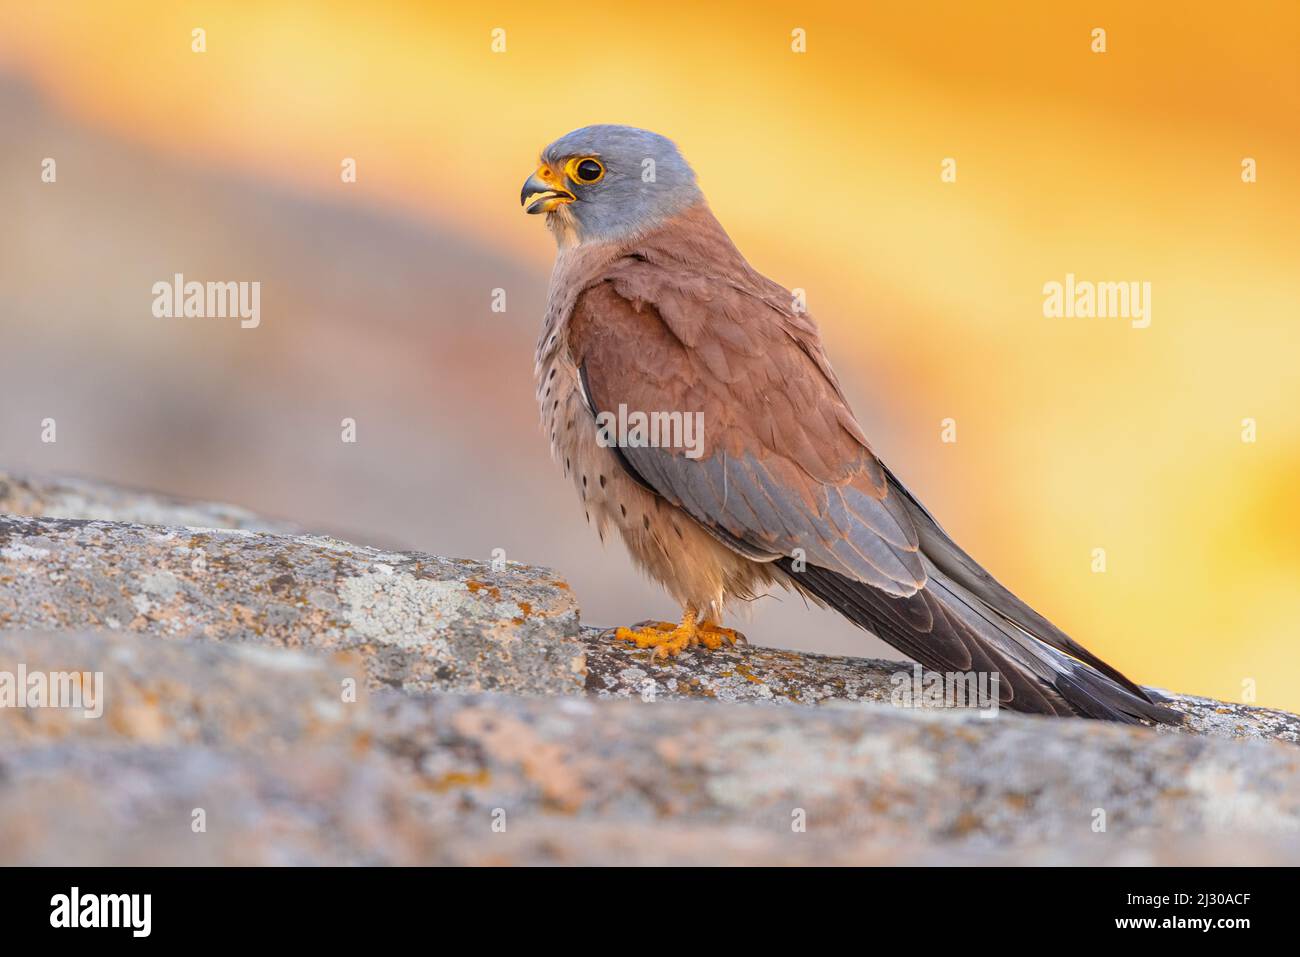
882;466;1162;705
779;557;1181;726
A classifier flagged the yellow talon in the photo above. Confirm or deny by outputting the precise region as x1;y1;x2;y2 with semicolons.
613;611;746;659
695;622;743;650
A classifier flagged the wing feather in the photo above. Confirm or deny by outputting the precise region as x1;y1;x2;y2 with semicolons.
570;268;925;597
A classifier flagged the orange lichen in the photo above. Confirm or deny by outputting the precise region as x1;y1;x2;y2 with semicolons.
733;664;766;686
464;580;503;599
431;769;492;792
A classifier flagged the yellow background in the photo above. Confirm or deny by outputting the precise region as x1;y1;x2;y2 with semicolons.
2;1;1297;709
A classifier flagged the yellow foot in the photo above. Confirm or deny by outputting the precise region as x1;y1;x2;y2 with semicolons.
615;619;693;659
614;612;746;660
695;621;744;650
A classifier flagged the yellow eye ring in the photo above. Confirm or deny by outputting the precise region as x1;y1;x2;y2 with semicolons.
565;156;605;185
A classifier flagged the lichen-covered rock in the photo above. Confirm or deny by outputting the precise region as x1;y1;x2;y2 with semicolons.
0;516;584;696
0;744;434;866
581;627;1300;745
12;737;1293;866
3;472;1299;866
375;688;1300;850
3;628;1299;865
0;628;366;750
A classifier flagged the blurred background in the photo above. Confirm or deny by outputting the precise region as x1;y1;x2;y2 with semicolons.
1;1;1296;710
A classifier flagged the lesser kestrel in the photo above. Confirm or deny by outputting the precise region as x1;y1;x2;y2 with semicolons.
522;124;1176;723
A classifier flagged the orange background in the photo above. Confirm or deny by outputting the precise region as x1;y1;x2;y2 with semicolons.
2;1;1297;709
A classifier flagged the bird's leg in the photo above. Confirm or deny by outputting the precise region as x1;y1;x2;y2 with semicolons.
614;610;746;659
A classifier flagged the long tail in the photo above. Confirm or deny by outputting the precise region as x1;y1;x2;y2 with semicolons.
777;555;1180;725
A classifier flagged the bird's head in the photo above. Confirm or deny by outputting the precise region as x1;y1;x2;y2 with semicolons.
520;125;701;245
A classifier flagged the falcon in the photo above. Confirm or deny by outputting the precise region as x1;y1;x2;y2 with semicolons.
522;124;1176;723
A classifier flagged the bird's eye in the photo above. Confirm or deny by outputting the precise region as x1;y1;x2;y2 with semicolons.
567;157;605;184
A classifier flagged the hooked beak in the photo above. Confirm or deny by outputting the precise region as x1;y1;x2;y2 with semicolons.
520;164;575;214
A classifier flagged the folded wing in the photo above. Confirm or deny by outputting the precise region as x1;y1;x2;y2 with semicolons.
568;254;1178;723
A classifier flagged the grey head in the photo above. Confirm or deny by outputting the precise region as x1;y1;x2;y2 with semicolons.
520;125;702;244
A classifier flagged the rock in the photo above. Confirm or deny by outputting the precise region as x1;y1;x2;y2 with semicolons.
0;506;1290;744
7;624;1300;863
0;744;436;866
15;738;1293;866
0;515;584;696
0;470;300;533
2;472;1299;865
581;627;1300;745
0;628;366;750
5;627;1300;865
373;688;1300;848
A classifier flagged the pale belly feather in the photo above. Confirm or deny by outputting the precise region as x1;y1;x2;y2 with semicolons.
535;344;773;623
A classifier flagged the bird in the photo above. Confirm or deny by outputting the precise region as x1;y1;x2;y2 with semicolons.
521;124;1178;724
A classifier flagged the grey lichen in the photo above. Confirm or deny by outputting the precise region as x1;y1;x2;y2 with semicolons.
0;515;585;697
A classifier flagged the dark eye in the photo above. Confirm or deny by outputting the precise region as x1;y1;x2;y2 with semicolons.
572;158;604;184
